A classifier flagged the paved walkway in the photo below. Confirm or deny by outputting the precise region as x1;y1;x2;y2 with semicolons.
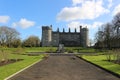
8;54;120;80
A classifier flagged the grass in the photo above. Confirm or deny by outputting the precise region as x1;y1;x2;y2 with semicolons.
23;47;96;53
0;48;44;80
0;47;96;53
63;47;96;53
0;47;57;53
24;47;57;53
81;54;120;75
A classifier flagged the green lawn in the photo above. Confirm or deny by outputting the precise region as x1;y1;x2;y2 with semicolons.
63;47;96;53
24;47;57;53
81;55;120;75
24;47;96;53
0;52;44;80
0;47;96;53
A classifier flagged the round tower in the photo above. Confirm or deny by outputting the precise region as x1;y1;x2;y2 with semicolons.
42;26;52;47
81;27;89;47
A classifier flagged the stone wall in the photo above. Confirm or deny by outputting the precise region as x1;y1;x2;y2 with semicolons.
58;32;80;47
42;25;88;47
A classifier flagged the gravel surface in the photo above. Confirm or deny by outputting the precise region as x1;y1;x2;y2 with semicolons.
7;54;120;80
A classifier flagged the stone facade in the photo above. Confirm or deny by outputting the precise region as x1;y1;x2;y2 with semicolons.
42;25;88;47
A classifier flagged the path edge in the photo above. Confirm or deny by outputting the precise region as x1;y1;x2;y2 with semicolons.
4;58;43;80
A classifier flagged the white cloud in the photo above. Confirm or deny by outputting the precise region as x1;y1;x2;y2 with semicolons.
57;0;109;21
92;22;103;28
68;21;80;28
67;21;89;32
72;0;112;7
113;4;120;16
108;0;113;8
67;21;103;29
72;0;84;5
0;16;10;23
13;18;35;29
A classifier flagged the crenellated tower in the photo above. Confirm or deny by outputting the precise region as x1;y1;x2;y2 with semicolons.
42;25;52;47
80;26;89;47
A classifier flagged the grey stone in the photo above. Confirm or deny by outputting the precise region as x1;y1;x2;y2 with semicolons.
41;25;88;47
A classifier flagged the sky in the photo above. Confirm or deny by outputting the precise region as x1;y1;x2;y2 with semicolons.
0;0;120;41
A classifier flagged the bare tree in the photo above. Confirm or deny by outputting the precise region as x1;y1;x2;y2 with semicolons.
89;39;93;47
95;12;120;49
0;26;20;47
112;12;120;36
104;23;113;49
95;23;114;49
94;25;105;49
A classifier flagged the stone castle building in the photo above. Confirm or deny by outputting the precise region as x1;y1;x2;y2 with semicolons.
41;25;88;47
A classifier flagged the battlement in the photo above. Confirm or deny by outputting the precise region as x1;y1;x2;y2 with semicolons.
42;25;88;47
42;26;52;30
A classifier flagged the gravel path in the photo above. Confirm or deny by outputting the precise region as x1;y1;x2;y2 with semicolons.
7;54;120;80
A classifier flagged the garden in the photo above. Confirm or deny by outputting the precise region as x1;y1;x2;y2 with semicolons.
0;47;120;79
79;49;120;76
0;48;44;80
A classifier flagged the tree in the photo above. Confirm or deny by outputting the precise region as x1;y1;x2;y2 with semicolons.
95;12;120;49
23;35;40;47
0;26;20;47
94;25;105;49
11;39;21;48
112;12;120;36
104;23;113;49
94;23;113;49
89;39;94;47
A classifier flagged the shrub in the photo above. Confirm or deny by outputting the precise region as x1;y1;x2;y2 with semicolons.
105;49;120;64
105;50;112;61
113;49;120;64
0;49;10;63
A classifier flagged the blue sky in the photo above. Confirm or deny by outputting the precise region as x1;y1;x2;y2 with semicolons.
0;0;120;41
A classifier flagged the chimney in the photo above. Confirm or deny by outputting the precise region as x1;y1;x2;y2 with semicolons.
75;28;77;33
57;28;59;32
69;28;71;33
63;28;65;32
80;26;82;32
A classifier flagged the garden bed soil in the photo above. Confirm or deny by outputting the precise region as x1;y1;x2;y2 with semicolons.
0;59;23;66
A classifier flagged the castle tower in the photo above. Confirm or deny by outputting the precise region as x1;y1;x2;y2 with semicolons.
42;26;52;47
80;27;89;47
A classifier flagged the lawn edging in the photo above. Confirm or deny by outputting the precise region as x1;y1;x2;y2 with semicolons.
4;58;43;80
76;56;120;78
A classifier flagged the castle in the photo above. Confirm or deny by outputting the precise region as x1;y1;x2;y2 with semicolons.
41;25;88;47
